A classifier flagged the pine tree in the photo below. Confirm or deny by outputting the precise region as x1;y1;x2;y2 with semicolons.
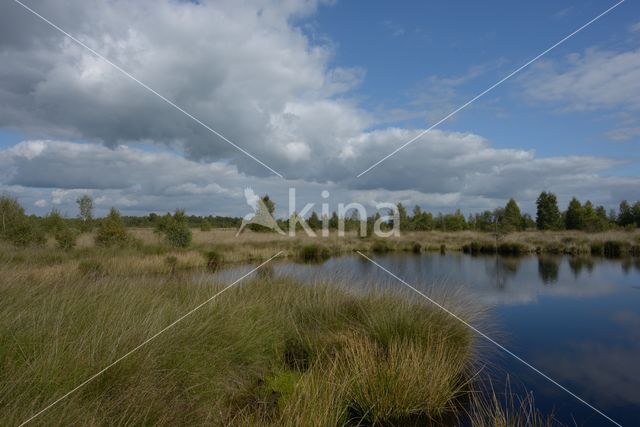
564;197;584;230
502;198;523;232
536;191;562;230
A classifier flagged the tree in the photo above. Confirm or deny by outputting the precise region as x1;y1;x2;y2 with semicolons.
396;202;408;231
0;196;46;247
329;211;339;229
522;213;536;230
249;194;276;232
262;195;275;215
95;208;130;247
536;191;562;230
43;209;66;234
308;212;321;230
564;197;584;230
502;198;523;232
633;201;640;227
155;210;192;248
444;209;467;231
618;200;635;227
0;195;25;237
411;205;433;231
582;201;608;232
76;195;93;230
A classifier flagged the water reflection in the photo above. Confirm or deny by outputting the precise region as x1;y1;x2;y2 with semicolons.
537;255;560;285
200;252;640;425
567;256;594;277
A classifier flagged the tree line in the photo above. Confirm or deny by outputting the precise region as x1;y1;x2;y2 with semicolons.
1;191;640;249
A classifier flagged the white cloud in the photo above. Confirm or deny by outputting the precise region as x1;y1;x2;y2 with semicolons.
2;139;638;217
521;48;640;112
1;1;639;216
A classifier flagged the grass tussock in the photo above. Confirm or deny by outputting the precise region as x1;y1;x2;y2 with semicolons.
0;260;487;426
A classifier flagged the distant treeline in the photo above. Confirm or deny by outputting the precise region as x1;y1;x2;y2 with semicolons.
120;213;241;229
2;191;640;248
397;192;640;232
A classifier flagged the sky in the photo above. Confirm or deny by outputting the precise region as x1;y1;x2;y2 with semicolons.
1;0;639;218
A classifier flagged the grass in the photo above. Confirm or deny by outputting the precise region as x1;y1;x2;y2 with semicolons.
0;255;490;426
4;228;637;279
0;229;600;425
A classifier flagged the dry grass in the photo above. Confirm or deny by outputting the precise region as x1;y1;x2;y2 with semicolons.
0;255;488;426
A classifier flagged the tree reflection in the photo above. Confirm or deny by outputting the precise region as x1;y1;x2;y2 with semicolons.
568;256;594;278
486;255;522;290
538;255;560;285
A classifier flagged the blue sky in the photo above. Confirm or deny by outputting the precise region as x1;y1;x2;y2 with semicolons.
307;0;639;160
1;0;639;216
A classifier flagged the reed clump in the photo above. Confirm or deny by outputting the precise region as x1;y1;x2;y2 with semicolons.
0;262;486;426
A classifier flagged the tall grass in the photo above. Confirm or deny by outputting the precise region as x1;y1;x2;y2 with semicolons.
0;257;489;426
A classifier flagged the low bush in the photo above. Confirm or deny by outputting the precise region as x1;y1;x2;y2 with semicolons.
5;218;46;248
462;241;496;255
204;249;223;271
371;240;392;254
55;227;78;251
497;242;526;255
95;208;130;247
298;244;330;262
155;211;192;248
590;241;604;256
604;240;628;257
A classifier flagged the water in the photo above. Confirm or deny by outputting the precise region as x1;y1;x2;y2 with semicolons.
204;253;640;426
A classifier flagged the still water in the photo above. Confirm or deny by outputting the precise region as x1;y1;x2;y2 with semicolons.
206;253;640;426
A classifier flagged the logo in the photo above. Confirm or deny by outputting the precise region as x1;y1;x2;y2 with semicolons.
236;187;285;236
237;187;401;238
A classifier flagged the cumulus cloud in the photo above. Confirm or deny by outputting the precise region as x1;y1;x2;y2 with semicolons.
0;0;364;179
520;48;640;112
1;0;639;215
2;139;638;217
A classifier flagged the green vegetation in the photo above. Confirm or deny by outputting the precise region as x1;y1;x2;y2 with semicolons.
95;208;130;247
204;249;223;271
0;256;489;426
298;244;330;262
155;210;193;248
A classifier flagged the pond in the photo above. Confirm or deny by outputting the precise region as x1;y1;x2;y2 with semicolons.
202;253;640;426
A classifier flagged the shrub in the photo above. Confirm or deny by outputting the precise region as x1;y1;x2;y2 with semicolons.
604;240;627;257
155;211;192;248
78;259;105;279
298;244;330;262
462;241;496;255
0;195;25;239
55;227;78;251
590;241;604;256
6;217;46;248
205;250;223;271
371;240;392;254
163;222;192;248
95;208;130;247
497;242;526;255
411;242;422;254
200;220;212;232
